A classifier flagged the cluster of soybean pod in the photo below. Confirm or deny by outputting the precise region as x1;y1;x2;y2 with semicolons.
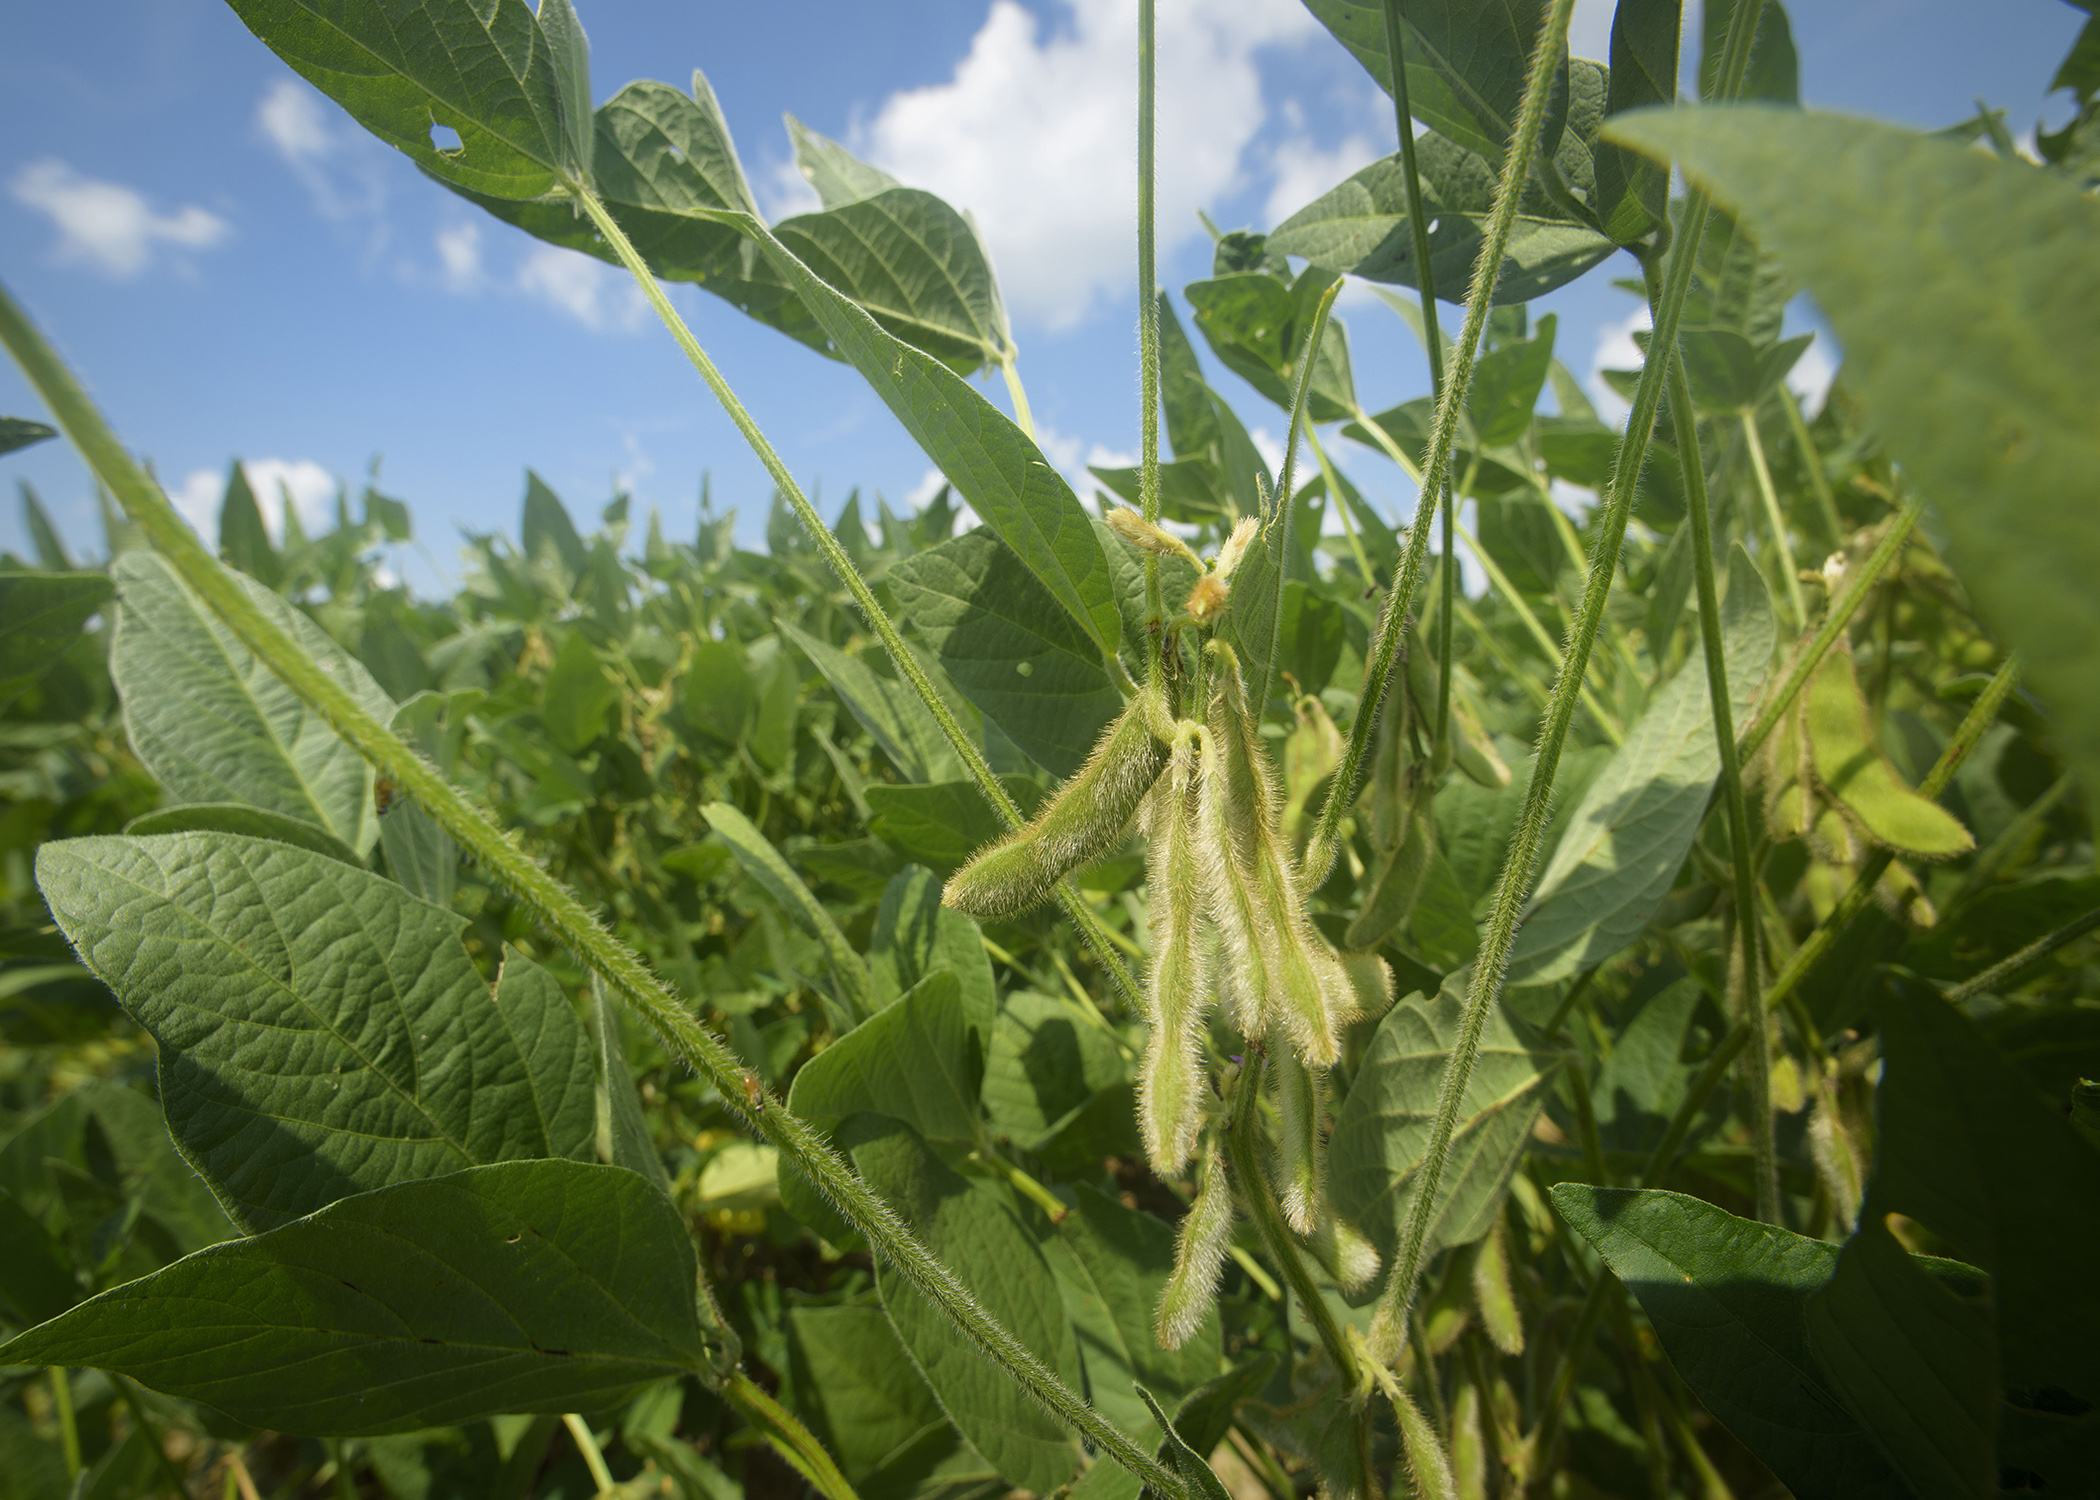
944;507;1396;1351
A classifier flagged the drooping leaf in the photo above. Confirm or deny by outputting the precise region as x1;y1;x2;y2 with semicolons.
122;802;363;866
888;530;1122;779
1269;136;1615;308
1330;971;1557;1268
785;1304;989;1496
0;1161;712;1435
223;0;587;200
36;833;599;1230
1510;545;1775;982
0;572;112;714
851;1116;1085;1494
1551;1185;1910;1500
780;620;962;784
785;971;982;1145
702;802;879;1020
1601;107;2100;798
109;551;391;856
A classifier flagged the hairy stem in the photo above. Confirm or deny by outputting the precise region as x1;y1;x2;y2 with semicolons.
1256;279;1344;713
0;276;1187;1500
1381;0;1456;752
728;1371;865;1500
1946;904;2100;1003
1741;409;1806;628
1305;0;1579;884
1778;385;1845;550
563;188;1143;1014
1667;357;1776;1222
1000;356;1037;442
1138;0;1164;685
1367;0;1770;1363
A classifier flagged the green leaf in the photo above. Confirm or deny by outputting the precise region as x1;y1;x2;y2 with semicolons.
121;802;363;866
36;833;599;1230
869;866;998;1037
1158;294;1221;460
1182;269;1354;420
1674;328;1812;414
785;1304;988;1496
1510;545;1775;982
850;1116;1084;1495
865;777;1045;874
1591;0;1680;242
1805;1220;1998;1500
981;991;1127;1150
1135;1385;1234;1500
522;470;588;579
786;971;983;1145
679;637;757;749
588;975;671;1194
110;550;391;856
888;530;1122;779
703;802;879;1020
377;692;459;908
541;630;620;754
1590;977;1716;1159
1048;1184;1219;1440
1699;0;1798;105
0;1186;79;1325
1330;971;1556;1268
0;571;111;715
0;415;58;455
1268;134;1614;306
1600;107;2100;798
780;620;962;784
1806;649;1973;860
786;115;901;207
1468;313;1556;447
1089;458;1230;527
223;0;585;199
0;1161;711;1435
217;461;282;589
1855;984;2100;1485
1550;1185;1909;1500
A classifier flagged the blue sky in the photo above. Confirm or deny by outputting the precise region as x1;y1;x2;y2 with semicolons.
0;0;2085;588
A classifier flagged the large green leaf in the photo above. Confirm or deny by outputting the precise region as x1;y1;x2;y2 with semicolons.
1468;313;1556;447
1590;976;1717;1160
1509;545;1774;982
888;530;1122;779
1330;971;1556;1267
1602;107;2100;798
864;776;1044;874
36;833;598;1230
1181;268;1355;420
1551;1186;1909;1500
785;971;983;1145
110;551;392;856
0;572;111;714
981;991;1127;1151
1269;134;1615;307
785;1304;991;1497
0;1161;712;1435
786;114;900;207
703;802;879;1021
780;620;963;784
122;801;363;866
868;865;998;1038
1590;0;1680;241
851;1116;1084;1495
223;0;585;200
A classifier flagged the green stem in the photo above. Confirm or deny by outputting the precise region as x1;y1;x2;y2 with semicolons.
1945;904;2100;1003
1305;424;1377;588
1368;0;1771;1365
563;1413;617;1498
49;1367;81;1480
727;1371;865;1500
558;189;1142;1014
0;276;1187;1500
1778;385;1845;551
1954;769;2076;905
1454;594;1552;711
1138;0;1164;686
1000;356;1037;442
1740;409;1806;629
1737;494;1923;763
331;1439;358;1500
1225;1058;1363;1394
1668;357;1776;1222
1305;0;1580;885
1453;516;1624;743
1257;281;1344;714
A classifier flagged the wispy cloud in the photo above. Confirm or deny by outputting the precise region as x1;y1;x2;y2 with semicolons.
435;221;484;293
515;243;646;332
255;78;387;235
11;159;228;278
171;459;337;548
1264;129;1379;229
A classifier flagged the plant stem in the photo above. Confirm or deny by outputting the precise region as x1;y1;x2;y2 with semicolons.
1305;0;1581;886
1778;385;1844;550
563;1413;617;1498
1946;904;2100;1003
1380;0;1457;753
1453;518;1624;743
727;1371;865;1500
1737;492;1922;762
1256;280;1344;714
330;1439;357;1500
1666;356;1776;1222
1454;595;1553;711
1000;357;1037;442
0;276;1188;1500
1137;0;1164;685
1740;409;1806;629
1367;0;1771;1365
1305;424;1377;588
48;1367;80;1480
557;191;1143;1014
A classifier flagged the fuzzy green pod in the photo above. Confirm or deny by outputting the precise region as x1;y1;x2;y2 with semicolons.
1155;1147;1235;1351
1449;1380;1488;1500
1195;724;1275;1041
1268;1040;1324;1235
1205;645;1344;1065
1389;1378;1458;1500
1138;730;1207;1174
1306;1209;1381;1294
1470;1219;1523;1357
943;681;1169;918
1807;647;1974;859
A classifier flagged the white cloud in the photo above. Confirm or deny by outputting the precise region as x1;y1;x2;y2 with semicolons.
255;79;387;230
857;0;1320;329
1567;0;1624;63
436;221;483;293
1589;304;1650;424
1786;333;1836;419
11;159;228;278
170;459;337;548
516;244;646;332
1264;132;1379;229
